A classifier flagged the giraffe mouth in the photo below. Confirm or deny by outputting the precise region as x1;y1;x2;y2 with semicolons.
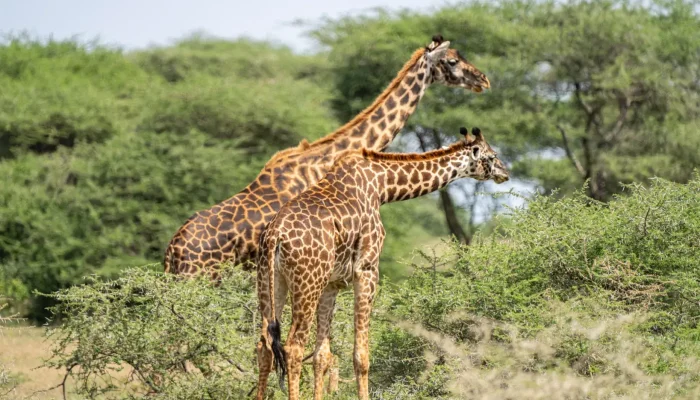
470;76;490;93
494;175;509;184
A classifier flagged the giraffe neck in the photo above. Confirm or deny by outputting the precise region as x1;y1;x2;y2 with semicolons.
356;143;475;204
312;49;434;153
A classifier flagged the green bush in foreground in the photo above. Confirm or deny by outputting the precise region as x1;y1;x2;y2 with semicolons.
43;175;699;399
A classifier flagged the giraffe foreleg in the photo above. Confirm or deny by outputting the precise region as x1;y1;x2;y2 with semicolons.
353;266;378;400
353;224;383;400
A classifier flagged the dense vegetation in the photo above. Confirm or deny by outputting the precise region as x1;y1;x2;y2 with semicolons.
44;175;700;399
0;1;698;397
1;0;698;319
0;36;446;318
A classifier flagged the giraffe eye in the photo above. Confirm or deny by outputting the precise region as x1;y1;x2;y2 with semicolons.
447;59;458;66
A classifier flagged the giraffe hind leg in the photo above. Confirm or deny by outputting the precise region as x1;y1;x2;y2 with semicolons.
313;286;339;400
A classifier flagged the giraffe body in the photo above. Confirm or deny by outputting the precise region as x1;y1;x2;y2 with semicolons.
256;128;509;400
163;36;491;278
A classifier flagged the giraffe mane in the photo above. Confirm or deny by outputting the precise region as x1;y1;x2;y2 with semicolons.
359;138;475;162
263;48;428;168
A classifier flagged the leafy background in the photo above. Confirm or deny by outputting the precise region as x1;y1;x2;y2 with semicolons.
0;0;698;398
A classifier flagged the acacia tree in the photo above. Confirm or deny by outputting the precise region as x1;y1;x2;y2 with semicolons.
310;0;700;205
524;0;700;200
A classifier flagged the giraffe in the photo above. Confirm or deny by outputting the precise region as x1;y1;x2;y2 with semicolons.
163;35;491;278
256;127;510;400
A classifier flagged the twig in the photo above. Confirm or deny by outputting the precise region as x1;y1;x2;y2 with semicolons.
27;363;76;400
556;124;586;177
642;207;651;237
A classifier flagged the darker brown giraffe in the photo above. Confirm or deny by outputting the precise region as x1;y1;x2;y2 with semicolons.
256;127;510;400
163;35;491;278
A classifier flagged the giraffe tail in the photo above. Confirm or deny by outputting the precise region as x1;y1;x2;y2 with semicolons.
266;238;287;390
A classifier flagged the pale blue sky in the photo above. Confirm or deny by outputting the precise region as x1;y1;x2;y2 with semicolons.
1;0;447;52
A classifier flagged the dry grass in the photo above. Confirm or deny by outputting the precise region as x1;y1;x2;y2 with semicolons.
401;308;700;400
1;326;72;399
0;326;133;400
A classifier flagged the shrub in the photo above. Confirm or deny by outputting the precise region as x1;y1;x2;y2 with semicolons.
0;37;149;159
42;176;700;398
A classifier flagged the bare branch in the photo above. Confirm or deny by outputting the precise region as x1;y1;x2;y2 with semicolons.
26;363;75;400
556;124;586;177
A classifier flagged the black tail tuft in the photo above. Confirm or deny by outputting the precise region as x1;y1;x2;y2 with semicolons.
268;319;287;390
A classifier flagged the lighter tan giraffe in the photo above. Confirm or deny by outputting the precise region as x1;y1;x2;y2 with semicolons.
256;127;510;400
163;35;491;279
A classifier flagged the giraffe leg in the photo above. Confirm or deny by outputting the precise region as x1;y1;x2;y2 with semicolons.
256;269;288;400
286;287;324;400
256;332;274;400
328;355;339;394
353;265;379;400
313;287;339;400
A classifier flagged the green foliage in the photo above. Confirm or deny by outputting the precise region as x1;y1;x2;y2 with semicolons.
132;36;329;84
45;266;257;398
0;37;149;159
138;75;336;150
134;36;338;150
43;176;700;399
379;174;700;397
0;130;263;318
310;0;700;198
0;33;451;318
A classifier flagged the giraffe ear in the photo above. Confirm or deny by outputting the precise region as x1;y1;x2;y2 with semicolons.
471;127;484;141
426;34;444;50
426;40;450;62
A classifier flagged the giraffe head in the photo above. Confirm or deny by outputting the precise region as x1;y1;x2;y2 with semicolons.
457;127;509;183
427;35;491;93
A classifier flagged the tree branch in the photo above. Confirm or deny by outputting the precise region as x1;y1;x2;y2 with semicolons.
605;90;630;143
573;81;594;115
556;124;586;177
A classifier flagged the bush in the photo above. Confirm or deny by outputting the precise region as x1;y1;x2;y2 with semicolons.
43;175;700;398
0;37;149;159
44;266;258;399
0;130;263;318
138;75;336;151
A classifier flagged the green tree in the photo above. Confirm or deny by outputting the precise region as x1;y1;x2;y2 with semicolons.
0;37;342;318
310;0;700;202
